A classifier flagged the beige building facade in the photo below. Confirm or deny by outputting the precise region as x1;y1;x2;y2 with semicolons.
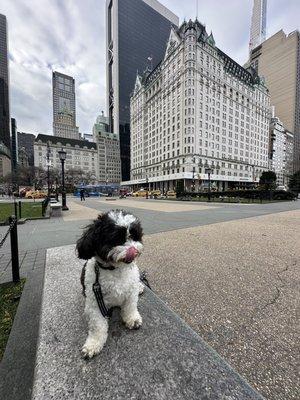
269;116;294;188
34;134;98;179
249;29;300;172
128;20;270;192
93;115;121;184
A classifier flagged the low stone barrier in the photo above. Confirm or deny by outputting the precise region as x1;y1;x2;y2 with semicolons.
31;245;263;399
50;202;62;217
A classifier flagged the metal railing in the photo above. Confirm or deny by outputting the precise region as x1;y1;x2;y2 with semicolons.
0;216;20;283
7;197;50;221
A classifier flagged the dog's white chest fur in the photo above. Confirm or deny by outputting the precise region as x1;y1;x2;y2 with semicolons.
85;258;140;308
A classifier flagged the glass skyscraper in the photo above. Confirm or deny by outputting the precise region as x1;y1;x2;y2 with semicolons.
106;0;178;181
0;14;10;158
249;0;267;52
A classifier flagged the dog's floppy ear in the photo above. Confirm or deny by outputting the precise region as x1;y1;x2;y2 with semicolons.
76;215;103;260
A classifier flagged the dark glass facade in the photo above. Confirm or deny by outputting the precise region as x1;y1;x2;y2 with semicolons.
108;0;177;180
0;14;10;157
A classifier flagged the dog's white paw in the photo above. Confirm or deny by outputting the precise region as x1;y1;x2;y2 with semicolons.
124;312;142;330
138;282;144;295
81;340;102;359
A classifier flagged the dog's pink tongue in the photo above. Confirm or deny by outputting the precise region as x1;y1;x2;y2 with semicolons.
124;247;138;263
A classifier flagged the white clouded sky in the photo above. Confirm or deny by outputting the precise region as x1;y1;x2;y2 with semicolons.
0;0;299;135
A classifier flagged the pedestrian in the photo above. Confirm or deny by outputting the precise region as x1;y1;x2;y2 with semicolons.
80;188;85;201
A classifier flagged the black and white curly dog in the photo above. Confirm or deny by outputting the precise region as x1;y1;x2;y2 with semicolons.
76;209;144;359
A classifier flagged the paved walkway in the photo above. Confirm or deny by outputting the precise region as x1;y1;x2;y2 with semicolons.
94;198;220;212
62;200;100;221
0;249;46;284
139;209;300;400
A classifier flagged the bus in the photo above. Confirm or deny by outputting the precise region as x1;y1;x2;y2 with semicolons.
74;184;120;197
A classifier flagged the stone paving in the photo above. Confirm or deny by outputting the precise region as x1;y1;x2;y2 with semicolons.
138;209;300;400
62;200;100;221
0;249;46;284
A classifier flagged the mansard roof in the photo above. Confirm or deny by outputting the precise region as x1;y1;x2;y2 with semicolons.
35;134;97;150
133;19;266;92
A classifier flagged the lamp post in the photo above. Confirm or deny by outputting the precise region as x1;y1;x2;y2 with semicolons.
215;163;220;191
192;166;195;192
46;141;51;197
145;174;149;199
58;148;69;211
198;160;203;191
55;177;59;202
205;164;212;201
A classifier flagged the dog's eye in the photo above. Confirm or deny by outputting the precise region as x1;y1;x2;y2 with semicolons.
110;227;127;246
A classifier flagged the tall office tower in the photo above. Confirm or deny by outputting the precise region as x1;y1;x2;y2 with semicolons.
249;30;300;172
130;20;270;192
106;0;179;181
249;0;267;52
0;14;11;177
52;71;80;140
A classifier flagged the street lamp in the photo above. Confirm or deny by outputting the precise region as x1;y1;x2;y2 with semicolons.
215;163;221;190
145;174;149;199
46;141;51;197
204;162;212;202
192;166;196;192
55;177;59;202
58;148;69;211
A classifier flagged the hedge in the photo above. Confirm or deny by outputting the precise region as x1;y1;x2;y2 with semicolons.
177;189;297;201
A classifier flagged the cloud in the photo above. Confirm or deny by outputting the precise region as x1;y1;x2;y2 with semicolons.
1;0;106;135
0;0;299;136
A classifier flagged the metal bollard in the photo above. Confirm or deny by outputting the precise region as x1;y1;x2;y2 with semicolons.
19;201;22;219
9;216;20;283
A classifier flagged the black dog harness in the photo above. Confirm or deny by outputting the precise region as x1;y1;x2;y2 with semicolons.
81;260;151;319
92;261;113;318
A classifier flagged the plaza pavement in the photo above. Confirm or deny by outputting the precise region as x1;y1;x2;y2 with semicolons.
0;197;299;399
138;209;300;400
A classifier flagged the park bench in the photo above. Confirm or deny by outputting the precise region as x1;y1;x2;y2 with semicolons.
27;245;263;399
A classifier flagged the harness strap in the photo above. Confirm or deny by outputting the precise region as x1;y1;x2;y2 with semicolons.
96;260;115;271
93;262;112;318
90;264;152;319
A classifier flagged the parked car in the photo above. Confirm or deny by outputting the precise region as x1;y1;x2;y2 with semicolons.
277;185;287;191
149;189;161;198
133;190;147;197
166;190;176;198
25;190;47;199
